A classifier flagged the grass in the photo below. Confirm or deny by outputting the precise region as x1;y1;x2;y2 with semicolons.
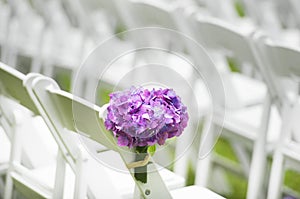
16;55;32;74
227;57;241;73
186;160;196;186
224;171;248;199
214;137;248;199
114;23;127;40
97;84;113;106
284;170;300;196
212;137;300;199
234;0;246;18
54;69;71;92
214;137;239;163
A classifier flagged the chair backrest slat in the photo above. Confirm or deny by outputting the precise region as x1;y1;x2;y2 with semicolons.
48;88;117;150
128;1;177;29
192;17;257;67
264;41;300;77
0;62;39;114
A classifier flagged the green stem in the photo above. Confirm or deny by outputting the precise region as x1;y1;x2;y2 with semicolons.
134;146;148;183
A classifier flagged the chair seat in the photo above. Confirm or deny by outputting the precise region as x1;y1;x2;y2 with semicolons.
28;164;75;199
217;104;281;144
277;29;300;48
224;73;267;109
283;141;300;162
208;51;267;109
170;185;225;199
0;97;58;168
193;73;267;115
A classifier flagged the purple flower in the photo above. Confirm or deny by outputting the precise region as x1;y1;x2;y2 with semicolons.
104;86;189;148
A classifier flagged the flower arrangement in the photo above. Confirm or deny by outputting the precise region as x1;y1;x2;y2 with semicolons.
105;86;188;183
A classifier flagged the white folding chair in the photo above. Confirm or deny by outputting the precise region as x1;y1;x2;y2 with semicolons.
289;0;300;29
190;16;267;108
113;0;189;61
253;36;300;199
184;16;282;199
241;0;300;46
29;74;188;198
64;0;123;39
29;0;85;79
0;0;11;62
201;0;240;23
30;74;225;199
3;0;45;73
0;62;64;199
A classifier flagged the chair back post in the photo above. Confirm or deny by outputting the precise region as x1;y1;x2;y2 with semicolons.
3;108;24;199
250;31;279;104
52;149;66;199
29;76;77;167
25;75;73;198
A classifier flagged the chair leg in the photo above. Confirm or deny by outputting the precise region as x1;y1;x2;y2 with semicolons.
247;95;271;199
0;177;5;197
74;146;89;199
246;139;267;199
4;173;13;199
174;125;193;178
195;152;213;187
266;103;293;199
53;150;66;199
267;151;285;199
195;121;216;187
4;120;22;199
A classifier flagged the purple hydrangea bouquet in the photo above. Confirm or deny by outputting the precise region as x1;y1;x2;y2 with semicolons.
104;86;189;183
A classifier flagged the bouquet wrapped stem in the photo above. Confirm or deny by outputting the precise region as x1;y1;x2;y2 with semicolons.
134;146;148;183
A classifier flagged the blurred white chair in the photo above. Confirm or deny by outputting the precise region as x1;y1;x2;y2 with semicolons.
0;1;11;62
253;35;300;199
198;0;256;29
30;0;85;79
30;74;225;199
3;0;45;73
241;0;300;46
289;0;300;29
273;0;298;30
185;16;282;199
117;0;186;57
190;16;267;108
201;0;240;23
63;0;121;40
